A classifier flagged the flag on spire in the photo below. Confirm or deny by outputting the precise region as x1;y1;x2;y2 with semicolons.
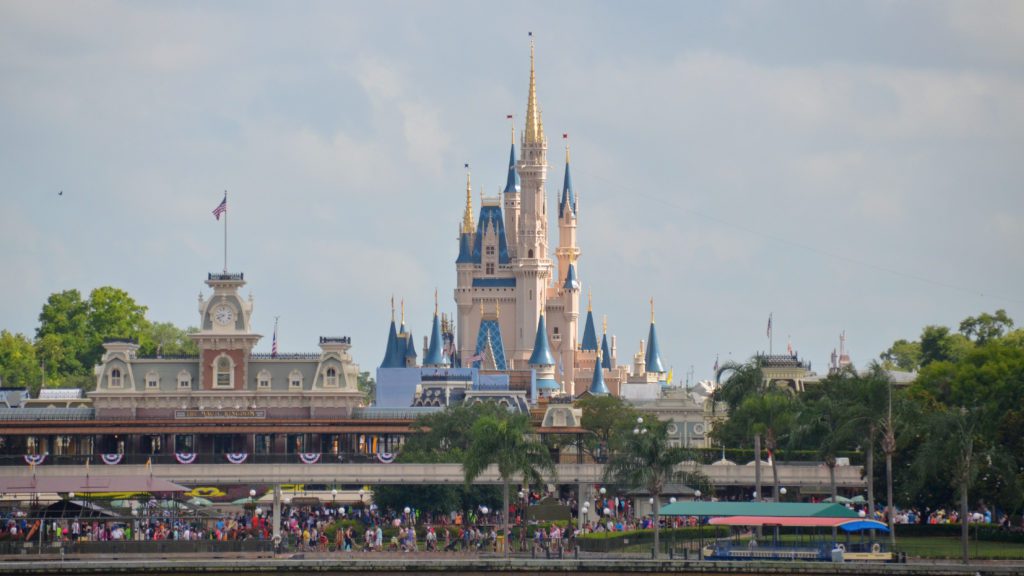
506;114;513;119
766;313;773;338
212;194;227;220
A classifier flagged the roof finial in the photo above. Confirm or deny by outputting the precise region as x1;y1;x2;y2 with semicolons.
462;163;474;234
602;314;607;334
390;295;395;322
650;297;655;324
434;288;439;316
564;132;570;164
525;32;543;145
587;290;592;312
495;300;501;319
400;298;405;326
507;113;515;144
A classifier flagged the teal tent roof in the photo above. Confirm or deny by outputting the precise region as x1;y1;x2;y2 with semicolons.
588;355;609;395
404;332;417;359
580;310;598;351
644;321;665;373
559;157;576;218
528;314;555;366
380;320;404;368
536;378;560;390
563;263;580;291
423;313;446;367
659;501;860;518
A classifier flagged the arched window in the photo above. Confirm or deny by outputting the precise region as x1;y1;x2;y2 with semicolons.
528;249;534;258
110;368;122;388
325;367;338;387
215;356;233;388
257;369;272;389
177;370;191;390
289;370;303;390
145;371;159;390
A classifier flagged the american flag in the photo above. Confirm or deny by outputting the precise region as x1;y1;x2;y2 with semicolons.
212;195;227;220
271;318;279;358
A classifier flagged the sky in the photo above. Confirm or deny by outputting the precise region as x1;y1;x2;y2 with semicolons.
2;1;1023;383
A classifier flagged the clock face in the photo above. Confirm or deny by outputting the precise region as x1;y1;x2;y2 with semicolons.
214;305;234;326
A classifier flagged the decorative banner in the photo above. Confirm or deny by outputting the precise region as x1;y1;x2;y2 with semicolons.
100;453;123;465
376;452;396;464
298;453;321;465
24;454;46;466
175;453;198;465
226;453;248;465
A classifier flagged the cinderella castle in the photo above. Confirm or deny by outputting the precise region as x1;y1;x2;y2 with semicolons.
377;40;671;407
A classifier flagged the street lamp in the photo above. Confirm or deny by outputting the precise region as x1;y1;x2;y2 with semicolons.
250;488;256;509
694;490;702;500
332;488;338;507
404;506;412;525
779;487;787;500
669;497;677;504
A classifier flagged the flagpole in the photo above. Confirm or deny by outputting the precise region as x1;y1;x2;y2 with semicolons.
223;190;228;273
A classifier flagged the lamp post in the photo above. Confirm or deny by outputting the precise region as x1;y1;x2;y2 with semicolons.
404;506;412;526
694;490;703;559
332;488;338;508
779;487;787;501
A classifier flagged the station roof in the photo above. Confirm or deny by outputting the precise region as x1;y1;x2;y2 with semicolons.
659;501;859;518
0;476;188;493
709;516;889;532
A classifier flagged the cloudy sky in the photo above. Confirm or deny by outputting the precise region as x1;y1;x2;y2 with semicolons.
2;1;1022;382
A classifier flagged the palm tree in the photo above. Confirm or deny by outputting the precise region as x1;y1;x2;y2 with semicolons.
603;417;691;558
735;391;796;501
462;412;555;557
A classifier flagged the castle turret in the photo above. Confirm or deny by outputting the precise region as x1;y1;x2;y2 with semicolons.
580;292;598;351
600;316;612;370
644;299;666;384
588;349;609;396
503;123;521;257
529;312;559;397
380;299;404;368
423;292;448;368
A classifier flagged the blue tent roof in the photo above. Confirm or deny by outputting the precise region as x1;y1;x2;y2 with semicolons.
563;263;580;291
580;310;598;351
559;158;576;218
536;378;560;390
470;205;511;265
423;313;446;367
503;142;520;195
600;333;612;369
380;320;404;368
456;231;474;264
589;355;609;395
528;314;555;366
645;322;665;373
404;332;417;358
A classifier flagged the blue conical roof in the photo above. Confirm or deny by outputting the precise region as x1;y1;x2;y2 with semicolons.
563;263;580;291
528;314;556;366
589;354;609;395
559;158;576;218
580;310;598;351
380;320;403;368
456;231;474;264
404;332;417;358
600;333;612;369
424;313;446;367
503;142;520;195
645;321;665;373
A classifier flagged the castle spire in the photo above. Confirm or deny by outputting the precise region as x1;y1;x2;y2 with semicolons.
588;348;609;396
424;290;446;367
580;293;598;352
559;134;575;218
644;299;665;375
524;34;544;145
462;165;474;234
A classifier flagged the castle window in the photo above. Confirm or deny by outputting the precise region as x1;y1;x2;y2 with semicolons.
289;370;303;390
109;368;122;388
146;371;159;390
528;249;534;258
485;263;495;275
486;246;495;256
177;370;191;390
325;367;338;387
214;355;234;389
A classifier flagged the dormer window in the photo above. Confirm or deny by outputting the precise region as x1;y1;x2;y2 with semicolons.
177;370;191;390
146;371;159;390
257;369;272;390
289;370;303;391
325;367;338;387
109;368;122;388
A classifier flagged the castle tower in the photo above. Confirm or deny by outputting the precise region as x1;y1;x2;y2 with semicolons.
588;348;609;396
554;137;581;394
503;122;521;258
512;37;553;367
529;311;559;398
423;292;448;368
644;298;667;385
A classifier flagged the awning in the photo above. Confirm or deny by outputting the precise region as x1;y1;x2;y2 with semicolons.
0;476;188;493
660;501;859;518
709;516;889;532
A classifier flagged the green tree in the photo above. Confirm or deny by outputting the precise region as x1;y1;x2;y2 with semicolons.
83;286;148;366
919;325;972;368
734;391;797;501
959;309;1014;345
604;416;691;557
139;322;198;357
356;371;376;406
576;394;639;462
463;412;555;557
879;339;921;371
0;331;42;393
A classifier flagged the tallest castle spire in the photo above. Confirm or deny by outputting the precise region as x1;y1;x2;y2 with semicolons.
524;36;544;145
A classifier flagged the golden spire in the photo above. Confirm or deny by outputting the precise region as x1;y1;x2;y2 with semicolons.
524;34;544;145
603;315;608;334
496;300;501;319
400;298;405;326
509;114;516;144
587;290;592;312
565;138;571;164
390;295;395;322
480;300;484;316
434;289;439;316
461;167;474;234
650;297;655;324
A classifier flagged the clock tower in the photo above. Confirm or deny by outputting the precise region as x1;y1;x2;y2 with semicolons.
191;272;261;390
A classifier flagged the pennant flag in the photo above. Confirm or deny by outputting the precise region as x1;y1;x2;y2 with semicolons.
766;313;773;338
212;194;227;220
506;114;513;119
713;355;719;373
563;133;568;139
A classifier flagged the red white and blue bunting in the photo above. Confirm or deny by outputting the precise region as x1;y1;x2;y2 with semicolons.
100;453;123;465
226;453;248;465
376;452;396;464
24;454;47;466
175;453;197;465
298;452;321;465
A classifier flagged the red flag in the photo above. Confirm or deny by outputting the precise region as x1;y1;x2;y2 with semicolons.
562;133;568;139
506;114;513;119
